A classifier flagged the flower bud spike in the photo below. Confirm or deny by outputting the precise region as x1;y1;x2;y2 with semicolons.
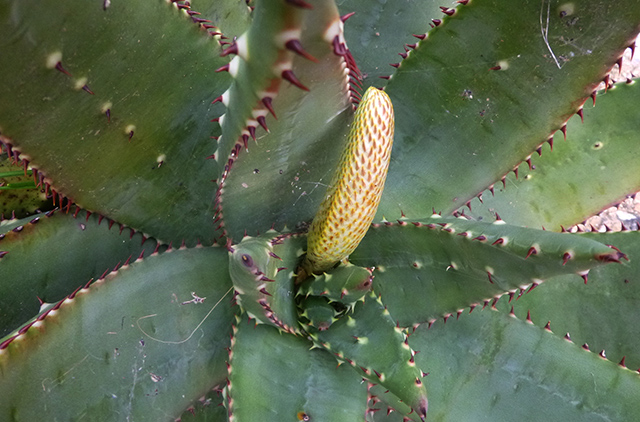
302;87;394;275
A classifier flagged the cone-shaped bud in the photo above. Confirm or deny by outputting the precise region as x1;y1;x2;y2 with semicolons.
302;87;394;275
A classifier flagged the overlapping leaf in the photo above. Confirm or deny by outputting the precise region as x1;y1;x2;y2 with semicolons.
408;307;640;422
228;316;367;421
514;230;640;370
461;82;640;229
377;0;640;219
0;0;239;243
350;215;622;326
0;247;234;421
0;209;160;337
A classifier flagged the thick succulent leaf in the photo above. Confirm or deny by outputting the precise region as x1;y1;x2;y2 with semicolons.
0;214;35;235
228;233;303;333
218;0;354;240
0;247;235;421
366;382;418;422
229;235;282;327
461;81;640;228
215;0;308;166
337;0;443;85
409;307;640;422
309;292;428;420
299;295;338;331
349;215;623;327
197;0;252;40
377;0;640;219
298;261;373;307
227;316;367;421
175;392;229;422
0;0;236;243
0;209;160;337
176;388;227;422
514;230;640;371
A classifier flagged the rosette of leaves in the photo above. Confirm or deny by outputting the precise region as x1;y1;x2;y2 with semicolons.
1;0;640;421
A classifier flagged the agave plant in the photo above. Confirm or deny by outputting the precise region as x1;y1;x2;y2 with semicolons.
2;0;640;420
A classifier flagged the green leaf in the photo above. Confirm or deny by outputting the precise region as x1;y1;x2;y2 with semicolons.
0;246;235;421
228;233;303;333
228;315;367;421
461;81;640;228
514;230;640;371
197;0;252;40
337;0;443;86
218;0;353;240
310;292;428;420
0;209;160;337
0;214;34;235
175;389;228;422
378;0;640;219
215;0;309;173
298;261;373;308
410;307;640;421
350;216;623;326
0;0;238;243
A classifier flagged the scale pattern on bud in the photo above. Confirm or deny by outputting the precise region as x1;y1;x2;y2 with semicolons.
303;87;394;274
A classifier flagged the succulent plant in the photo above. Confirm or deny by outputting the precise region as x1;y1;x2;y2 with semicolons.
2;0;640;420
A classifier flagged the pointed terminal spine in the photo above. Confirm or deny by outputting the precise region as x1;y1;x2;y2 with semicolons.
301;87;394;276
281;69;309;91
285;39;318;62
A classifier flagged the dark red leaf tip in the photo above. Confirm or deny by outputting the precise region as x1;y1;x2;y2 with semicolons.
220;42;238;57
439;6;455;16
55;62;72;77
340;12;355;22
282;70;309;91
285;39;318;62
262;97;277;119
